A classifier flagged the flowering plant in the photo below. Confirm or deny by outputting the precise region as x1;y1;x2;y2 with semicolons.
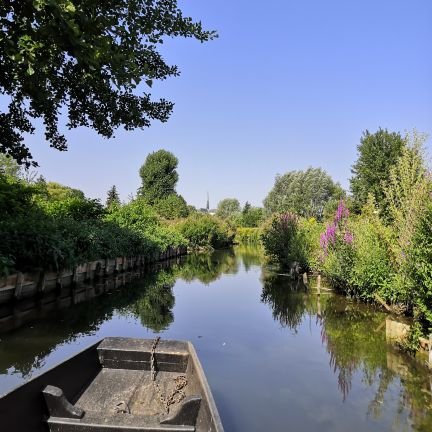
320;200;353;259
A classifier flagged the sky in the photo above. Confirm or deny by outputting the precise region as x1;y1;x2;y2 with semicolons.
14;0;432;208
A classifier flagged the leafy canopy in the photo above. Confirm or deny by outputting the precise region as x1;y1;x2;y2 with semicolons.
350;128;406;211
264;167;343;220
216;198;241;219
0;1;216;166
139;149;179;203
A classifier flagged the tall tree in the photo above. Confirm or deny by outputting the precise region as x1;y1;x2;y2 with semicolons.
350;128;406;211
0;1;216;166
216;198;241;219
139;149;179;204
264;167;343;220
106;185;121;208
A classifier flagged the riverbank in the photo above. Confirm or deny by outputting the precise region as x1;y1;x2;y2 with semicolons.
0;246;187;306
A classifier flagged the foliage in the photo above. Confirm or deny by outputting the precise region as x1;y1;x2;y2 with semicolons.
408;199;432;328
350;128;406;212
261;213;306;270
264;167;344;220
40;196;105;221
319;199;394;300
106;198;187;253
139;150;179;204
176;213;234;250
0;172;37;217
0;153;22;178
216;198;241;219
235;227;262;245
106;185;120;209
45;181;85;200
153;193;189;219
0;175;187;275
319;200;355;290
240;202;264;227
0;1;216;166
297;218;323;271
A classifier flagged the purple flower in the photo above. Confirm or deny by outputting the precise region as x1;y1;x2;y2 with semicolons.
334;199;349;225
343;231;353;244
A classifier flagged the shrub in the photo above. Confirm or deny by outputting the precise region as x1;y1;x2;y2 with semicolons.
39;196;105;221
409;200;432;327
319;200;355;290
297;218;323;271
235;227;261;245
320;198;394;300
261;213;306;269
177;213;234;249
153;194;189;219
106;198;187;254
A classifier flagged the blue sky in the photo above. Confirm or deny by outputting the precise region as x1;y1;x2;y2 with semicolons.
20;0;432;208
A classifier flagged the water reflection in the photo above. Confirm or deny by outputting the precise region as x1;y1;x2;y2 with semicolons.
260;270;310;331
1;247;432;432
176;249;239;284
260;269;432;430
124;270;176;332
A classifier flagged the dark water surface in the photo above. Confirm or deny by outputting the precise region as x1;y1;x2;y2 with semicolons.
1;247;431;431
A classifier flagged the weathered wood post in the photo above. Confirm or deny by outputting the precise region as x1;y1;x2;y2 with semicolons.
317;274;321;296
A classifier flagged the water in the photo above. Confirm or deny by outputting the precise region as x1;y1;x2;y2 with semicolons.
1;247;431;431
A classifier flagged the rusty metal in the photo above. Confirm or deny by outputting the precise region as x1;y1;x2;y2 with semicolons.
150;336;188;414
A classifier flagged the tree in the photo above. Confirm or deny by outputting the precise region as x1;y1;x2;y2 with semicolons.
45;181;85;200
264;167;343;220
0;1;216;166
350;128;406;211
106;185;120;208
0;154;22;178
241;201;264;227
139;149;179;204
153;193;189;219
216;198;241;219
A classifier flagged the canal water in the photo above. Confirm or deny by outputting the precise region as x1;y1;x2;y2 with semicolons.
1;247;431;431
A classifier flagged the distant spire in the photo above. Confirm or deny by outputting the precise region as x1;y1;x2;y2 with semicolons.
206;192;209;212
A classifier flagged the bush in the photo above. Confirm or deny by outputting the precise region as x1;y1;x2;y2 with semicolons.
235;227;261;245
297;218;323;271
261;213;306;270
320;199;394;300
106;198;187;254
177;213;234;249
39;196;105;221
153;194;189;219
409;200;432;327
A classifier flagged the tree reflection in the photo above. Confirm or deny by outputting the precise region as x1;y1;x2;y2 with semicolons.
177;249;239;284
260;269;310;331
127;270;176;332
235;245;264;271
260;269;432;428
